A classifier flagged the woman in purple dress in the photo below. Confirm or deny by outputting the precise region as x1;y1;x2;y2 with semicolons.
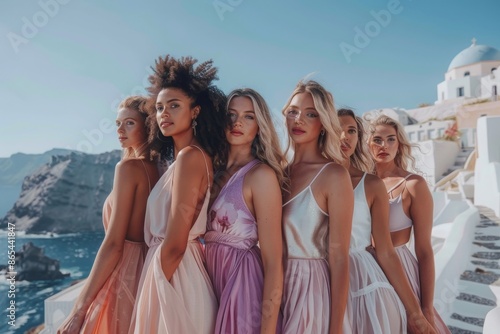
205;88;286;334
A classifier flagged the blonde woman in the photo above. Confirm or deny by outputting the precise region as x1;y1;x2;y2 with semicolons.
58;96;160;334
205;88;286;334
281;80;353;334
339;109;436;334
368;114;450;333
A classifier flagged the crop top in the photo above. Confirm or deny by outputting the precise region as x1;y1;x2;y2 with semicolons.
388;174;413;232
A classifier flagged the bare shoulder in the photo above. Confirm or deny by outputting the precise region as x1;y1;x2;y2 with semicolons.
176;146;211;170
115;159;144;176
314;163;350;197
362;173;387;205
247;163;279;193
318;162;349;181
247;163;277;182
364;173;386;193
405;174;430;195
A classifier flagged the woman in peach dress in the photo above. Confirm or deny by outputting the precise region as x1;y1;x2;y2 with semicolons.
129;55;228;334
57;96;160;334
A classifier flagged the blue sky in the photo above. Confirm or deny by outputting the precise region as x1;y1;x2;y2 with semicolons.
1;0;498;157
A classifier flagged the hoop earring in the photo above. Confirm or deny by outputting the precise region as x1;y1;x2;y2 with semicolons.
192;119;197;136
320;129;325;136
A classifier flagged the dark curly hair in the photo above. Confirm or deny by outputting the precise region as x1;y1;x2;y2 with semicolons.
146;55;228;170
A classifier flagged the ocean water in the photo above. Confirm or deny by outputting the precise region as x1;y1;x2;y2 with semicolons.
0;231;103;334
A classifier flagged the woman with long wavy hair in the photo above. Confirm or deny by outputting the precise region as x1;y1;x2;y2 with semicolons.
205;88;286;334
280;80;353;334
339;109;436;334
368;114;450;334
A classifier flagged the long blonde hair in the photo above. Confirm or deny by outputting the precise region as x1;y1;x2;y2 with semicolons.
226;88;289;190
337;108;374;173
367;114;417;172
282;80;345;164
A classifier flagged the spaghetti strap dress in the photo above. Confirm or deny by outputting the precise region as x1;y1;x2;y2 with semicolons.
205;159;282;333
80;160;151;334
129;146;217;334
388;175;451;334
281;163;334;334
345;172;407;333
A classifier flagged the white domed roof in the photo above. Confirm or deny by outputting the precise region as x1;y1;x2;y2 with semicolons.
448;40;500;70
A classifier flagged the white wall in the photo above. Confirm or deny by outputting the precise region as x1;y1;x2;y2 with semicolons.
433;200;479;319
413;140;460;186
474;116;500;216
405;120;454;143
480;68;500;98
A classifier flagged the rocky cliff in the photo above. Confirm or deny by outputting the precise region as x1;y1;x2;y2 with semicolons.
0;151;121;234
0;149;75;216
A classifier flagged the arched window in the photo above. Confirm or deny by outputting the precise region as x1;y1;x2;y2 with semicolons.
464;71;470;77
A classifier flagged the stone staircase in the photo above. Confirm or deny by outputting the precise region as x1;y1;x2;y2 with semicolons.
446;206;500;333
441;147;475;178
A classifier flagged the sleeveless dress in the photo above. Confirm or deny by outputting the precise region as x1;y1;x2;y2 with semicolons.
79;160;150;334
130;146;217;334
281;163;333;334
345;172;407;333
388;175;451;334
205;159;282;334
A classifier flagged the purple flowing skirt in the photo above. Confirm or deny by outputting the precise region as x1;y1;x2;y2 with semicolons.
205;234;282;334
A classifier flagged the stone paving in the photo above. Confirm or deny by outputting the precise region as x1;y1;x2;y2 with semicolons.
446;206;500;333
448;326;481;334
456;292;497;306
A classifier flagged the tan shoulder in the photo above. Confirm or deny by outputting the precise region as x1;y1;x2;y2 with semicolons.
319;162;349;179
247;163;278;184
405;174;431;195
314;163;350;194
115;158;144;174
364;173;387;198
177;146;211;168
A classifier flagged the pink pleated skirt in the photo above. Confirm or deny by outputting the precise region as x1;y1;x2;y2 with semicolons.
281;258;331;334
395;245;451;334
80;240;147;334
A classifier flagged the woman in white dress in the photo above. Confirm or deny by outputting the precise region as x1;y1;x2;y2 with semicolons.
129;55;228;334
338;109;436;334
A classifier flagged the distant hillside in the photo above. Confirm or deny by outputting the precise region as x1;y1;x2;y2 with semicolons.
0;148;75;185
0;149;75;216
0;150;121;234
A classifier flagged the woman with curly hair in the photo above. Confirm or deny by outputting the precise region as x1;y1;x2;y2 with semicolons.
129;55;228;334
280;80;353;334
338;109;436;334
368;114;449;333
58;96;160;334
205;88;286;333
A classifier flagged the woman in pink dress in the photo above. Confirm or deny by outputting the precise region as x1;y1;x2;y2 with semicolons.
338;109;436;334
57;96;160;334
280;80;353;334
205;88;286;334
368;114;450;333
129;55;228;334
